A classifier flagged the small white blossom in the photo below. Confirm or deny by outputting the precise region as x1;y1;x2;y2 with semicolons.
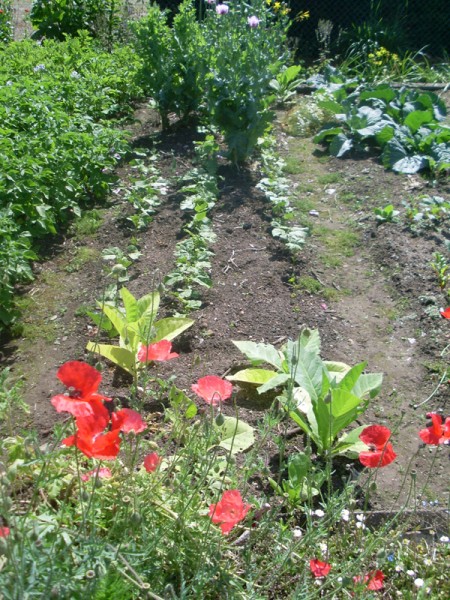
33;64;46;72
414;578;424;588
70;70;80;79
293;527;302;539
314;509;325;518
341;509;350;522
406;569;416;577
318;542;327;553
356;521;366;530
439;535;449;543
356;513;366;522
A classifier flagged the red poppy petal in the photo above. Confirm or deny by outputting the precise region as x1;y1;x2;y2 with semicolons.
51;395;96;417
137;340;179;363
76;430;121;460
57;361;102;397
0;527;10;538
440;307;450;319
419;428;442;445
111;408;147;434
359;443;396;468
359;424;392;448
310;559;331;578
143;452;161;473
191;376;233;405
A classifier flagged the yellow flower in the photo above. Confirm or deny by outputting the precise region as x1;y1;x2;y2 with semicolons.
274;2;281;10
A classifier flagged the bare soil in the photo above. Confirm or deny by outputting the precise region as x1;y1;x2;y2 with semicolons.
1;97;449;516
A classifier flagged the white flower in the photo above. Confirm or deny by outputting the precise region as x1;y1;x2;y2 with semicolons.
341;509;350;522
293;527;302;539
313;509;325;518
356;521;366;530
439;535;449;543
319;542;327;553
406;569;416;577
414;578;424;588
356;514;365;522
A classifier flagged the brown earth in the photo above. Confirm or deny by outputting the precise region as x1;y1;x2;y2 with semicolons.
1;97;449;516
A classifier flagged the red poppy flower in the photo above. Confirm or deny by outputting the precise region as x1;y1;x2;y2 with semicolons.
354;570;385;591
192;375;233;406
63;429;121;460
81;467;112;482
209;490;251;535
310;558;331;578
111;408;147;434
419;413;450;445
359;425;397;468
440;307;450;319
0;526;10;538
143;452;161;473
51;361;111;417
62;402;120;460
137;340;179;363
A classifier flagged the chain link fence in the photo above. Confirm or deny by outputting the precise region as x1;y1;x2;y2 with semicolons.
287;0;450;60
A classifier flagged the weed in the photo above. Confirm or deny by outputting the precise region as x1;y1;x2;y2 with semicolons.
70;209;103;238
317;173;343;185
64;247;100;273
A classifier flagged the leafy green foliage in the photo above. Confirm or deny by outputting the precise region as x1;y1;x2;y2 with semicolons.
0;0;13;43
228;329;383;456
269;64;302;104
86;287;194;376
0;36;142;330
374;204;400;224
30;0;125;42
314;83;449;175
131;0;206;129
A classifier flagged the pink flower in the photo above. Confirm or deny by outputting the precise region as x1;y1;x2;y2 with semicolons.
216;4;229;15
209;490;251;535
81;467;112;482
137;340;179;363
191;375;233;406
247;16;260;28
310;558;331;578
0;527;10;538
354;570;385;591
144;452;161;473
111;408;147;434
359;425;397;468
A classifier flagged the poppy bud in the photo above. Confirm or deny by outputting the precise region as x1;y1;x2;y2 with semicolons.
215;412;225;426
130;512;142;526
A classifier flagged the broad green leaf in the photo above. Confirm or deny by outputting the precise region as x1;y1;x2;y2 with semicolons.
292;351;324;401
152;317;194;342
288;409;313;437
381;137;407;169
232;340;283;370
136;292;160;319
119;287;139;323
323;361;351;383
97;303;126;338
375;124;395;146
359;85;396;103
257;372;290;394
314;126;343;143
351;372;383;399
404;110;433;134
288;452;311;487
337;362;367;393
226;368;277;385
312;394;332;451
331;389;363;418
86;342;135;375
333;424;368;455
218;417;255;455
393;155;429;174
317;99;345;114
329;133;353;157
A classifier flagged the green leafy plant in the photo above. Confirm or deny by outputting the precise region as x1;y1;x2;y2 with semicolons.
269;64;302;104
131;0;206;129
0;0;13;43
431;252;449;291
269;450;323;505
86;286;194;377
228;329;383;456
314;83;450;175
374;204;400;224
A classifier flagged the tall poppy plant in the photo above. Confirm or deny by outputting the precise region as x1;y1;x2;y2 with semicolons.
359;425;397;468
51;361;111;417
63;406;121;460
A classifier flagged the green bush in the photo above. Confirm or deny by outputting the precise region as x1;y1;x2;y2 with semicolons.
0;0;13;43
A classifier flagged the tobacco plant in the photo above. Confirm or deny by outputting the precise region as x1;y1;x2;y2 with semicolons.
228;329;383;457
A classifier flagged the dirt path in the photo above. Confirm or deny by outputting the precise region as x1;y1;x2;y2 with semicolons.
2;103;449;512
